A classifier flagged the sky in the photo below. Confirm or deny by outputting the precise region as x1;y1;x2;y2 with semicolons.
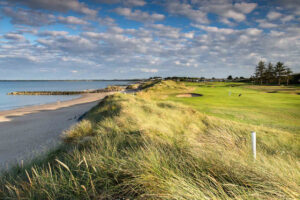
0;0;299;80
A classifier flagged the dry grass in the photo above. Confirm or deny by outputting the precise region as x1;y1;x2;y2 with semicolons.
126;83;140;90
63;120;94;143
0;81;299;199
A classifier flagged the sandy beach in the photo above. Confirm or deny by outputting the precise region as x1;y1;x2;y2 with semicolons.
0;92;113;171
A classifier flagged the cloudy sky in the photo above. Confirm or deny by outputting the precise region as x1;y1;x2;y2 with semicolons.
0;0;299;79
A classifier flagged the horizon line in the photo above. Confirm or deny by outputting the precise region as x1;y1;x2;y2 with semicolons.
0;79;145;81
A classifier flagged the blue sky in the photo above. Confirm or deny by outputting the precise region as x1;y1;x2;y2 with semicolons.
0;0;299;79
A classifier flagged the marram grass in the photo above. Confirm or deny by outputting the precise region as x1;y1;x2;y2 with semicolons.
0;81;299;199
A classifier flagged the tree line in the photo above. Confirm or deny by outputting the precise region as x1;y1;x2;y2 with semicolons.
253;61;293;85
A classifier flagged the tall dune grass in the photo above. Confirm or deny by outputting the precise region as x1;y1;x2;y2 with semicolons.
0;82;299;199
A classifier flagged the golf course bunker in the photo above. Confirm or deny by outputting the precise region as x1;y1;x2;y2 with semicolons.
176;93;203;98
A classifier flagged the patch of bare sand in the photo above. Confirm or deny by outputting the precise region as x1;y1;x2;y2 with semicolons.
176;93;203;97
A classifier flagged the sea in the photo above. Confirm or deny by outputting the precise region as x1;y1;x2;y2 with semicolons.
0;80;132;111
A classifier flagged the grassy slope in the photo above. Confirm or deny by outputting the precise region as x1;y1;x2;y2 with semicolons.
0;81;299;199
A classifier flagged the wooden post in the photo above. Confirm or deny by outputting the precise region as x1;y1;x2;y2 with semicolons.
251;132;256;159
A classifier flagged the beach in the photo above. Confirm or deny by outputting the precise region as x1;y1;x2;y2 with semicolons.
0;92;113;171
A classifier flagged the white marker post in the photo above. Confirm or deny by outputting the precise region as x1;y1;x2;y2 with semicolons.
251;132;256;159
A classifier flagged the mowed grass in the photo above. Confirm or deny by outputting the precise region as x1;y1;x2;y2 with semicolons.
143;81;300;134
0;80;299;199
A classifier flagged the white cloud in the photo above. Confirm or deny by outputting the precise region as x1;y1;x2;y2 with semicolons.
140;68;158;73
234;2;257;14
246;28;262;36
277;0;300;16
148;24;181;39
96;0;146;7
183;32;194;39
257;20;278;28
3;7;55;26
37;35;97;53
169;0;257;24
267;11;282;20
3;33;26;41
109;26;124;34
38;31;69;37
172;0;257;24
174;58;199;67
9;0;97;16
281;15;294;22
223;10;245;22
114;7;165;22
220;18;236;26
57;16;89;25
81;32;102;39
166;1;209;24
125;0;146;7
269;31;285;37
192;24;236;34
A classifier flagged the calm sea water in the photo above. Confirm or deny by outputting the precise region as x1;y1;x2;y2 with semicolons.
0;81;131;111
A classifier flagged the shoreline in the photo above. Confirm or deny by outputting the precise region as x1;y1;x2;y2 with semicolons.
0;95;80;112
0;92;114;122
0;92;115;170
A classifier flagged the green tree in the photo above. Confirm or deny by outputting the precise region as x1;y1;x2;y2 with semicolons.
255;60;266;85
265;62;275;84
227;75;233;80
275;62;286;85
285;67;293;85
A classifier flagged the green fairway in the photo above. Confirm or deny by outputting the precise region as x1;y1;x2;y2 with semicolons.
162;82;300;134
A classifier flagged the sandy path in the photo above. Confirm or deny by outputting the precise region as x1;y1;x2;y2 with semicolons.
0;92;113;171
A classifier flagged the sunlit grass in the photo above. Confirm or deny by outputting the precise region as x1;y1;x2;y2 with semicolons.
0;81;299;199
146;81;300;134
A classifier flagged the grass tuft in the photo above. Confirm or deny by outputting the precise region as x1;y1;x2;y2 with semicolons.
63;120;93;143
